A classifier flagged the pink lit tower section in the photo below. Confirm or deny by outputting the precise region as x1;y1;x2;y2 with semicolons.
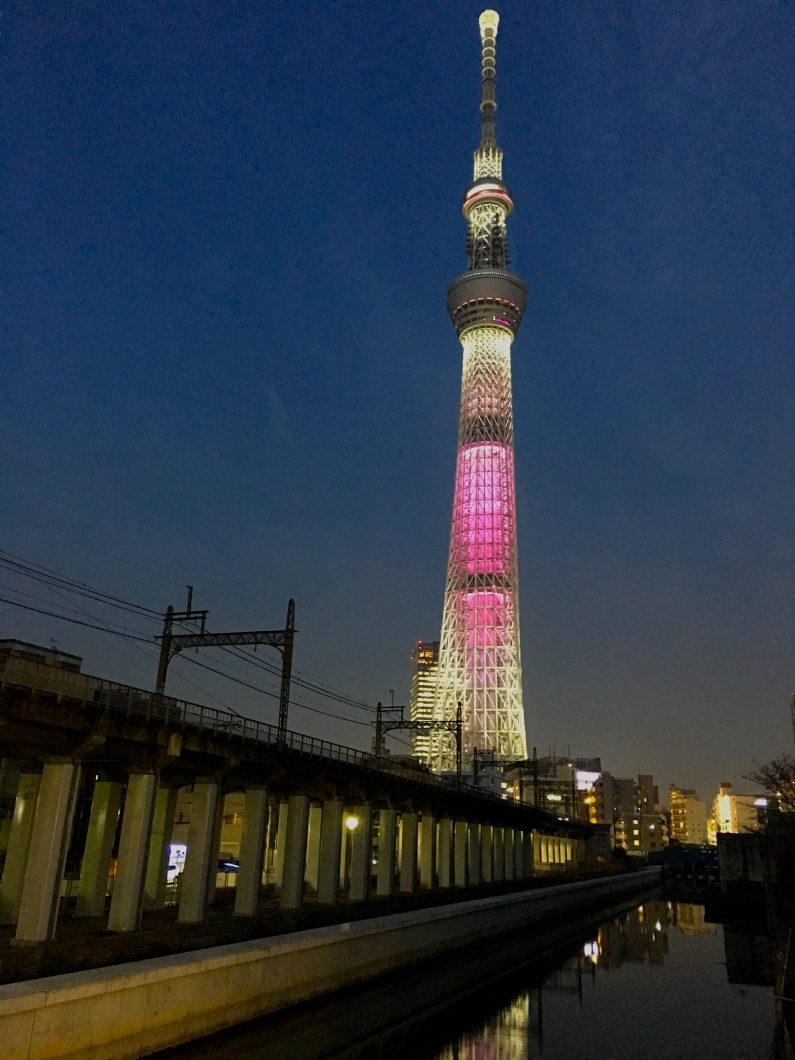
433;10;528;771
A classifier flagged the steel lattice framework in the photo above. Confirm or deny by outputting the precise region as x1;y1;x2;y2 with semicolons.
432;11;528;772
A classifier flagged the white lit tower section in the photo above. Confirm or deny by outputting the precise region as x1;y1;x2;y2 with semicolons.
433;10;528;771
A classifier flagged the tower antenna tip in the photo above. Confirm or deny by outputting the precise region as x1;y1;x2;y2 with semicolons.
479;10;499;37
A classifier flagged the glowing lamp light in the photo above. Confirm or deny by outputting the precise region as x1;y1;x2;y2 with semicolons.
344;815;360;831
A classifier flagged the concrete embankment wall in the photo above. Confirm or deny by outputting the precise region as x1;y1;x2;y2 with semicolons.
1;868;660;1060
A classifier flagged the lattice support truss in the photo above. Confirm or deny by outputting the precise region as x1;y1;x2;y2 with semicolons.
467;201;509;271
432;326;527;771
474;145;503;180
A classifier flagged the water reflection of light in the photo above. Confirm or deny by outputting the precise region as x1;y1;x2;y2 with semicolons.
654;920;662;932
583;939;600;964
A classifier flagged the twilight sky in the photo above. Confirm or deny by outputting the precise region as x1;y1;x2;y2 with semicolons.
2;0;792;803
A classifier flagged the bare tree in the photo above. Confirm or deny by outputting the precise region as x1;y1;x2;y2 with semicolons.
745;755;795;813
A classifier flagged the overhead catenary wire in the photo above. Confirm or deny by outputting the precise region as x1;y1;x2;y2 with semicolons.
0;549;412;747
0;549;379;715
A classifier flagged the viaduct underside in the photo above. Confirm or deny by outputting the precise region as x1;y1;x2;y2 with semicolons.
0;680;589;947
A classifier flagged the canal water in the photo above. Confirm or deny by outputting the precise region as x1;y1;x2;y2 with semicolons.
159;894;777;1059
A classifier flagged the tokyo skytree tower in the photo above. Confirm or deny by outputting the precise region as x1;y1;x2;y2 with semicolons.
432;10;528;772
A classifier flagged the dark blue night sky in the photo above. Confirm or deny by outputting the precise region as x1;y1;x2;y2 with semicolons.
2;1;792;800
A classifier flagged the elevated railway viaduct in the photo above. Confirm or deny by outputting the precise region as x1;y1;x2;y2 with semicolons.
0;658;590;946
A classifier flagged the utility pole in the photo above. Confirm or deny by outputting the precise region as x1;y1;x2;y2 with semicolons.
154;595;296;739
375;702;463;785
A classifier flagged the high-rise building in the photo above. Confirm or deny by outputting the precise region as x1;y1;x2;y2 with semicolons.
432;11;527;771
408;640;439;764
669;785;708;845
708;782;764;843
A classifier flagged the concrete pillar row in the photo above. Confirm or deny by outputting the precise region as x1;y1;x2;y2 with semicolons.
107;771;159;933
348;804;372;902
76;780;123;918
481;824;494;883
14;761;81;944
144;785;178;912
376;809;397;897
0;772;42;926
317;799;343;905
468;823;482;885
234;786;269;917
280;794;310;910
492;827;505;883
399;813;418;893
437;819;453;889
418;814;436;890
453;819;469;887
178;778;221;923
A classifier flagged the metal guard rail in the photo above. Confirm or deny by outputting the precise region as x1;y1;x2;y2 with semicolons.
2;664;587;820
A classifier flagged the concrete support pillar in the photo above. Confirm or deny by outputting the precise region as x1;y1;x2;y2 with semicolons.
513;829;524;878
468;823;482;885
339;811;350;889
437;819;453;888
273;800;289;887
418;814;436;890
376;809;397;897
348;804;372;902
234;786;269;917
533;832;542;869
503;827;515;881
178;779;220;923
481;824;494;883
280;794;310;910
204;791;226;905
399;813;418;893
540;834;548;864
14;762;80;943
76;780;122;917
492;827;505;882
143;785;178;912
453;820;468;887
304;804;323;893
107;772;158;933
523;831;534;877
0;773;41;926
317;799;343;905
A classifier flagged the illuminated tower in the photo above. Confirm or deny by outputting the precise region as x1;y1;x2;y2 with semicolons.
433;10;527;771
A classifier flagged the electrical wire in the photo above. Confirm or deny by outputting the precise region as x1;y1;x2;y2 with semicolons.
0;549;403;738
0;596;153;643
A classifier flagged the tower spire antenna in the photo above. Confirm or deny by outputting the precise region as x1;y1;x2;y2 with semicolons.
479;9;500;148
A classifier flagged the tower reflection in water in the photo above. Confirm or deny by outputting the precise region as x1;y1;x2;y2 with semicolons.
434;902;723;1060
